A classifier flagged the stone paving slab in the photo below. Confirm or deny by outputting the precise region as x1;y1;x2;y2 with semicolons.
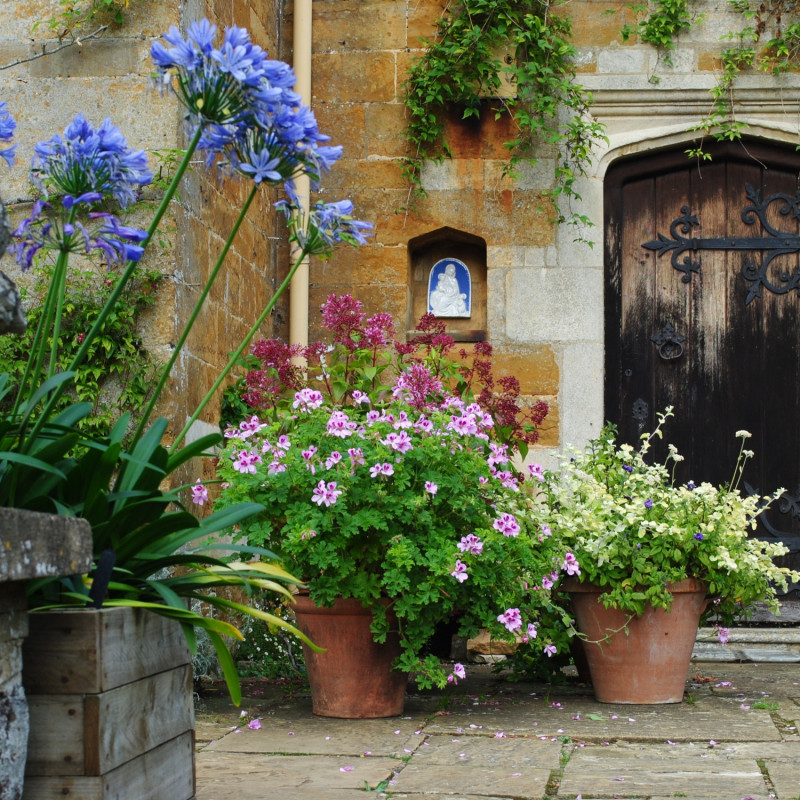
767;761;800;799
407;735;562;768
388;761;551;797
194;662;800;800
425;695;782;742
385;735;560;799
200;713;427;757
559;742;770;799
195;752;397;799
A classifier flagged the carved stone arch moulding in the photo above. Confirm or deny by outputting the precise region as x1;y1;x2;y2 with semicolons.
407;226;487;341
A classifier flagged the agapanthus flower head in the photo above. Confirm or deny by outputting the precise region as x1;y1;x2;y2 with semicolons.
277;196;373;256
12;202;148;271
153;20;341;184
0;100;16;168
32;115;151;207
152;22;270;124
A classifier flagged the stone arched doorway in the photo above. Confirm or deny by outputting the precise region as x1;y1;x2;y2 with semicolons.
604;138;800;582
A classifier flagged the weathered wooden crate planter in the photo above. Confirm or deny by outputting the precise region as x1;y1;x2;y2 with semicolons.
22;607;195;800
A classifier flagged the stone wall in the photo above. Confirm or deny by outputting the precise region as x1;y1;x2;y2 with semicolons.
302;0;800;458
0;0;289;458
3;0;799;460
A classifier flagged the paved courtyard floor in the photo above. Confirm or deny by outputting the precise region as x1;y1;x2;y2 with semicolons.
194;662;800;800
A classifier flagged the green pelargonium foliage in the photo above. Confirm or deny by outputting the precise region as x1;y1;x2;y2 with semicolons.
215;385;576;689
542;407;800;622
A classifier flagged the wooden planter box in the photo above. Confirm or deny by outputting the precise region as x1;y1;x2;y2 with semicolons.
22;607;195;800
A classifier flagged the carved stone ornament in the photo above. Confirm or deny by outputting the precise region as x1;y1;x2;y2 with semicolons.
427;258;471;318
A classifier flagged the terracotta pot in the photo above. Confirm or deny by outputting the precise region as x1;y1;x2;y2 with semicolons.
292;595;408;718
564;578;707;704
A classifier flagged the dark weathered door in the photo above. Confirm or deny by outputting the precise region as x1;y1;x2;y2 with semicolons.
604;140;800;582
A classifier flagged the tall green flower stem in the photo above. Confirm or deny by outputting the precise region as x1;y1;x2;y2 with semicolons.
172;228;313;451
24;124;205;448
12;206;78;416
133;181;259;444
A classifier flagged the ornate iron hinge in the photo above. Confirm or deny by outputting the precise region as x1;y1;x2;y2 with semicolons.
642;183;800;304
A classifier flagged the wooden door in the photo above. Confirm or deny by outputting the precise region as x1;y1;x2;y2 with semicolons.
604;140;800;582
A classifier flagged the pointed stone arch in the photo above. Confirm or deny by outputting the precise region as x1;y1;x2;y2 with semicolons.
407;226;487;340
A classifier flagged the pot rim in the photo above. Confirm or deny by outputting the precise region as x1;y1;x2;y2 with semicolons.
561;576;707;594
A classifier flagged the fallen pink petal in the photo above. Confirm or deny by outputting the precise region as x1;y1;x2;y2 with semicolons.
339;766;354;773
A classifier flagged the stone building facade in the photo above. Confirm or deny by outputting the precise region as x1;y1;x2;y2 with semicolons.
2;0;799;469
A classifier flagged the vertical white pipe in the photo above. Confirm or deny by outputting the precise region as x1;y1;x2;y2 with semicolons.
289;0;312;349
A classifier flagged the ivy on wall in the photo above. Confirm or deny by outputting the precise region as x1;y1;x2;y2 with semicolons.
402;0;607;235
622;0;800;157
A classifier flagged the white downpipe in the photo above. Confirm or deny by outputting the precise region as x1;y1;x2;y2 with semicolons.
289;0;312;350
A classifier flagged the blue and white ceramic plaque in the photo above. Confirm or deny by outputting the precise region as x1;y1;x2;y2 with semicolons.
428;258;471;318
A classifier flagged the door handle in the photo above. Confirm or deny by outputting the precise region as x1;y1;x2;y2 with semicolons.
651;322;685;361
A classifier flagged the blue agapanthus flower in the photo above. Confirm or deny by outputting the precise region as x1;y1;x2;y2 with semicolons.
13;197;148;271
152;20;342;187
0;100;17;168
276;186;373;254
32;115;152;207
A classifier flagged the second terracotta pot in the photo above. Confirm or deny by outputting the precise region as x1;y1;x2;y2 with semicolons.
292;595;408;718
565;578;707;704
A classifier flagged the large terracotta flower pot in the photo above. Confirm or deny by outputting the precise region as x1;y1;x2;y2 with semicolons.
292;595;408;718
564;578;707;704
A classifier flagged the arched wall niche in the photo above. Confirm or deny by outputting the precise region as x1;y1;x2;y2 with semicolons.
407;226;487;341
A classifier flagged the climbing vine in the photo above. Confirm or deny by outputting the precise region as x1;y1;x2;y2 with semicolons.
402;0;606;234
620;0;695;59
621;1;800;157
34;0;141;35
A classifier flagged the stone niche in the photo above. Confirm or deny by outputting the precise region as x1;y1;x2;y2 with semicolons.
408;227;487;341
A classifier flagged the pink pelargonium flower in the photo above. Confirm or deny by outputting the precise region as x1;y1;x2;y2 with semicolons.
451;559;468;583
327;409;356;437
488;443;509;467
232;449;262;474
528;463;545;482
348;447;365;466
191;479;208;506
369;462;395;478
447;662;467;685
393;411;413;429
497;608;522;632
380;430;413;453
562;551;580;576
457;534;483;555
325;451;343;470
247;718;261;730
293;387;324;410
238;415;266;438
425;481;438;495
311;480;342;507
415;416;434;434
526;623;538;640
448;413;479;436
543;644;558;658
493;470;519;491
493;512;520;537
